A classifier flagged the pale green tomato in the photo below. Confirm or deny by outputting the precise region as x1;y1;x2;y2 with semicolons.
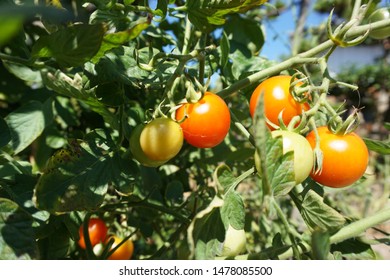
140;118;183;162
369;8;390;40
255;130;314;185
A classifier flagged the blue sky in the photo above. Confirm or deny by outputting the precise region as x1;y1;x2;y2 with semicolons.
261;0;390;61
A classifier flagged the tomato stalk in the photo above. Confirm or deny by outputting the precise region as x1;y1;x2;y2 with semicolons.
276;207;390;260
271;198;302;260
216;9;390;100
308;118;324;175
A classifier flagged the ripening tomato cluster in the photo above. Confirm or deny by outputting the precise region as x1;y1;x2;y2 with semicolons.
250;75;369;189
78;218;134;260
130;92;231;167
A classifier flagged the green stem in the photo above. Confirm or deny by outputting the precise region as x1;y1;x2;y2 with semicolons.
272;198;302;260
216;18;390;99
182;16;192;55
351;0;363;20
225;167;255;196
231;111;255;146
330;207;390;244
279;207;390;259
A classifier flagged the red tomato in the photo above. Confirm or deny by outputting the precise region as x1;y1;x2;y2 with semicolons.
249;75;309;129
78;218;108;249
306;126;369;188
175;92;231;148
106;235;134;260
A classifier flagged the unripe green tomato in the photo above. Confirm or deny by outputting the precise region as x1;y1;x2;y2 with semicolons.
254;130;314;185
140;117;183;162
220;225;246;257
368;8;390;39
130;124;167;167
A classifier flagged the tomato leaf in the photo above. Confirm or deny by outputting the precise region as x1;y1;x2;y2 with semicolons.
300;189;346;232
91;45;176;91
0;198;39;259
5;100;53;155
33;130;136;213
220;191;245;230
41;70;119;130
186;0;267;32
363;138;390;155
37;220;71;259
253;94;296;197
32;24;105;67
91;17;151;64
220;31;230;68
224;15;264;56
187;196;225;259
330;239;376;260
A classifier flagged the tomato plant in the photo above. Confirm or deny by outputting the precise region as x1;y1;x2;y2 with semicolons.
139;117;183;162
306;126;369;188
78;218;108;250
106;236;134;260
255;130;314;185
130;124;167;167
175;92;231;148
368;8;390;39
0;0;389;263
249;75;309;129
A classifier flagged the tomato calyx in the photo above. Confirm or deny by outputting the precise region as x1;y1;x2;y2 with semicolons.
289;71;311;104
327;6;370;47
327;108;361;136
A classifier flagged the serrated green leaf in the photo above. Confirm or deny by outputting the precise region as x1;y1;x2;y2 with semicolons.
363;138;390;155
32;24;105;67
0;198;39;260
41;70;118;130
93;45;176;90
253;95;295;197
301;189;346;232
91;18;150;63
34;130;136;213
229;49;275;80
220;191;245;230
186;0;267;32
5;100;53;155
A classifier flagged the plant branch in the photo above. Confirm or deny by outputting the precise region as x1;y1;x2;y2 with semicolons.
216;18;390;99
278;207;390;259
